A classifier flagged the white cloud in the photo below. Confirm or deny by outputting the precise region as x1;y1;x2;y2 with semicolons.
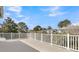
48;12;66;17
41;6;60;12
50;6;60;11
4;12;11;18
17;14;24;17
22;16;31;20
8;6;22;14
7;6;25;18
15;16;31;23
5;12;10;16
72;22;79;26
41;6;66;17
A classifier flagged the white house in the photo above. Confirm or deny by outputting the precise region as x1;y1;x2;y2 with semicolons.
59;25;79;34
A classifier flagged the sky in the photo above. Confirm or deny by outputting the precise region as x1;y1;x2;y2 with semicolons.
0;6;79;29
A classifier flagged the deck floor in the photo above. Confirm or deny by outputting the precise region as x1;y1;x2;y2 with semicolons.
0;40;39;52
20;39;74;52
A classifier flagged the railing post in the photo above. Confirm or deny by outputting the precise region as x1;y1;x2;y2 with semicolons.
26;33;27;39
67;33;69;49
29;32;31;39
11;33;12;40
50;31;53;45
2;32;3;38
19;32;20;39
1;32;4;38
34;32;36;40
41;32;43;42
78;36;79;51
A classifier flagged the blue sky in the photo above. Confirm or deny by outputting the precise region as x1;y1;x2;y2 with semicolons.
0;6;79;29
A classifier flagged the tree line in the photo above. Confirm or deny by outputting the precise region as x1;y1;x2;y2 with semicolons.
0;17;71;33
0;17;28;33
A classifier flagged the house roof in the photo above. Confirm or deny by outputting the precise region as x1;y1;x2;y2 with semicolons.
59;25;79;34
60;25;79;29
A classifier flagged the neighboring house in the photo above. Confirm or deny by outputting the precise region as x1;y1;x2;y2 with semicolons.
47;29;52;34
58;25;79;34
46;29;58;34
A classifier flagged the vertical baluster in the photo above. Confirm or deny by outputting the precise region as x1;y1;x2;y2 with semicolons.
60;36;62;46
61;36;63;46
58;35;59;45
63;36;64;47
70;36;73;48
64;36;65;47
67;33;69;49
34;33;36;40
75;36;76;50
63;36;64;46
69;36;72;48
76;36;78;50
30;32;31;39
25;33;27;39
11;33;12;40
74;36;76;50
65;36;67;47
50;31;53;45
70;36;72;49
73;36;75;50
41;32;43;42
30;33;32;39
78;36;79;51
0;33;1;37
75;36;77;50
71;36;73;49
55;35;57;44
57;36;58;45
72;36;74;49
19;33;20;39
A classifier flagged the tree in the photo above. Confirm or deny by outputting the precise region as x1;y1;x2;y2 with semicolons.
33;25;42;32
42;28;47;30
2;17;18;33
18;22;28;32
58;19;71;28
47;26;52;30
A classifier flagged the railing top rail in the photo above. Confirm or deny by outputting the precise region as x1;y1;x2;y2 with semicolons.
0;33;79;36
0;33;26;34
53;34;67;36
69;35;79;36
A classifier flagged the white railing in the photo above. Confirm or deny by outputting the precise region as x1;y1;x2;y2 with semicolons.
31;32;79;51
0;32;79;51
0;33;29;40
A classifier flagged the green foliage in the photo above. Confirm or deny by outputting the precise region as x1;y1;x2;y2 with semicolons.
0;17;28;33
58;19;71;28
33;25;42;32
18;22;28;32
2;17;18;33
47;26;52;30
